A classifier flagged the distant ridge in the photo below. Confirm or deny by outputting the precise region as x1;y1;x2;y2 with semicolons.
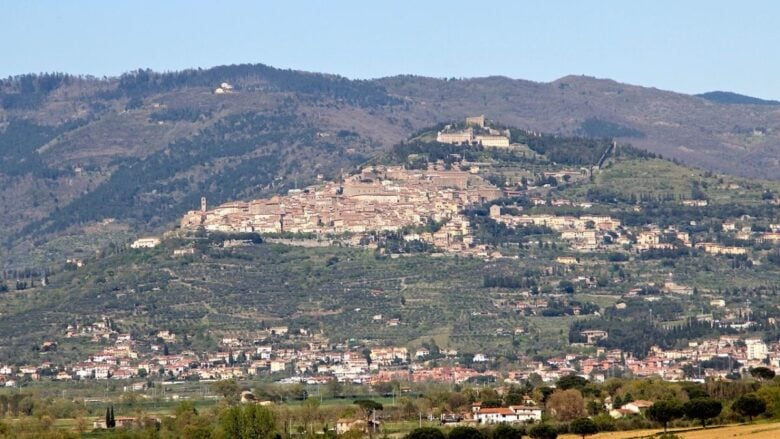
696;90;780;105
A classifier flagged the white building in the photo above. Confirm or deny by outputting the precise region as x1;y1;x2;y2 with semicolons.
746;338;768;360
131;237;161;249
472;405;542;424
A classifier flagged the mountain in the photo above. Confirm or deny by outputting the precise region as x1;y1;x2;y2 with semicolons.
696;91;780;106
3;64;780;267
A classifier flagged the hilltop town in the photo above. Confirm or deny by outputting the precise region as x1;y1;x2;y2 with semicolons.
177;116;625;256
181;164;501;254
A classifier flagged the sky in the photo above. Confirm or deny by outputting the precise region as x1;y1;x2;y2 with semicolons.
3;1;780;99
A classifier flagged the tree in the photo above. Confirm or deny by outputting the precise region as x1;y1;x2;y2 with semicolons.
556;374;589;391
570;417;598;439
105;406;112;429
683;398;722;428
406;427;446;439
592;413;616;432
354;399;383;437
492;424;523;439
732;393;767;422
75;416;88;434
546;389;586;421
219;404;276;439
448;426;484;439
213;379;240;404
302;396;321;422
646;400;683;433
528;424;557;439
750;367;776;381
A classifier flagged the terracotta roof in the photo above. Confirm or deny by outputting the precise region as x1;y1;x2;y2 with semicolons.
476;408;515;415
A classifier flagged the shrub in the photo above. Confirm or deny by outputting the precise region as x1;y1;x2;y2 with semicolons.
528;424;557;439
407;427;446;439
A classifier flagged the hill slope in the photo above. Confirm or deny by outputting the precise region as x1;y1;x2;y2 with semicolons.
696;90;780;106
4;64;780;266
3;144;780;363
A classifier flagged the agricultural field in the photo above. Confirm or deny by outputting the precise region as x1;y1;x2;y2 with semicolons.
558;421;780;438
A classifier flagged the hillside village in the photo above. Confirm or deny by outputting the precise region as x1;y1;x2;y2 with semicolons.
178;116;623;255
181;164;502;255
10;10;780;435
7;116;780;396
173;116;780;263
6;114;780;438
2;312;780;427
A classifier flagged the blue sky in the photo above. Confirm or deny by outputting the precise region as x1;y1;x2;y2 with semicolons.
3;1;779;98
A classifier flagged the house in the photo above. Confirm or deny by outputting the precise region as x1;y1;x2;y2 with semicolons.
473;354;489;363
621;400;654;414
695;242;747;255
370;347;408;365
55;371;73;380
664;281;694;295
157;330;176;343
507;406;543;422
440;413;465;424
473;407;517;424
130;237;161;249
472;404;542;424
466;115;486;128
415;348;430;359
336;419;372;434
476;134;510;148
173;247;196;257
93;417;138;429
746;338;768;360
556;256;579;265
270;360;287;373
580;330;608;345
270;326;288;336
609;408;636;419
437;127;473;144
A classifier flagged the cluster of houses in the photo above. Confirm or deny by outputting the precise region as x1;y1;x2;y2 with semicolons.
635;220;780;255
488;201;780;259
180;164;502;254
489;205;621;251
2;305;779;397
168;122;780;262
